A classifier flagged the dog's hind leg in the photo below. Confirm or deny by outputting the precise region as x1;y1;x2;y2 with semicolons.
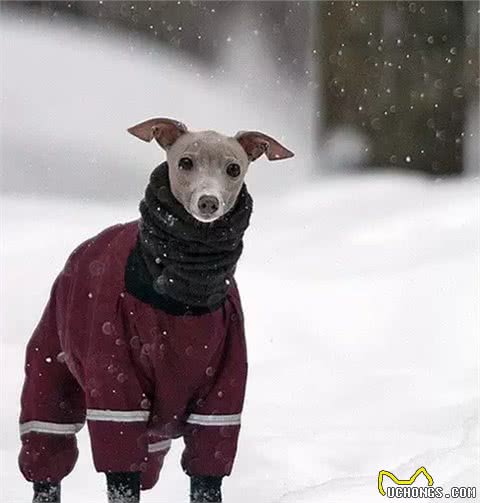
140;438;171;490
19;277;86;502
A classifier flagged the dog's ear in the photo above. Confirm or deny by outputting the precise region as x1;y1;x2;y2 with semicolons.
128;118;188;149
235;131;294;162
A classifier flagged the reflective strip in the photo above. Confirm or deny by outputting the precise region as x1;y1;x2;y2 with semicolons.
86;409;149;422
20;420;84;436
148;439;172;453
186;413;241;426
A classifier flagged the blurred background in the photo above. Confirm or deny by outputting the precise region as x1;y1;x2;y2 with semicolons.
1;0;478;199
1;2;479;503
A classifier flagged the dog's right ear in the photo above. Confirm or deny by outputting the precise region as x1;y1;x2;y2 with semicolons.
127;118;188;150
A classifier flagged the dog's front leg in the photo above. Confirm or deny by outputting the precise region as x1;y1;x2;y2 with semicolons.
190;476;222;502
33;481;60;503
106;472;141;503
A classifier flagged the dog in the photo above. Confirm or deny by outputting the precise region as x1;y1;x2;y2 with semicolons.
19;118;293;503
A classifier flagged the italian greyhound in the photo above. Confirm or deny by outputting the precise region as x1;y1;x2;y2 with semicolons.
21;118;293;503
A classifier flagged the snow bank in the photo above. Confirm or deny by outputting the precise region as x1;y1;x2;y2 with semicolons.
0;13;308;202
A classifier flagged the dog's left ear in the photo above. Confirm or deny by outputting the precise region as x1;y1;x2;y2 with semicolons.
235;131;294;162
128;118;188;149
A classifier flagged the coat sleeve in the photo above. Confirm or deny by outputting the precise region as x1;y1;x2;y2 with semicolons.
181;296;248;477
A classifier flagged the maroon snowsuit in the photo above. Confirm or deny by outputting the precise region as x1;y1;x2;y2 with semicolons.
19;221;248;489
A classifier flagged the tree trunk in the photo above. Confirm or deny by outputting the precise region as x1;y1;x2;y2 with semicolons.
318;1;473;175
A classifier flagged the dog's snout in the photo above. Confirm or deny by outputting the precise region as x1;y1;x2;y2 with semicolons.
198;195;220;216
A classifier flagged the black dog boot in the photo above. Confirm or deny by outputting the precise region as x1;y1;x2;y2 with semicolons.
190;476;222;502
106;472;141;503
33;481;60;503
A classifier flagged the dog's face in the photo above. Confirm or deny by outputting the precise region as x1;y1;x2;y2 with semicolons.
128;118;294;223
166;130;249;222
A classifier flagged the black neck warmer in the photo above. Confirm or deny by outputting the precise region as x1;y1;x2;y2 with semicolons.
137;162;253;310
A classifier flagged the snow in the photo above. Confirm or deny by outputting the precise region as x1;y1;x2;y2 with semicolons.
1;10;479;503
1;173;479;502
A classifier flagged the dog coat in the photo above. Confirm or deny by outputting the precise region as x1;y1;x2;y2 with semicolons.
19;221;247;489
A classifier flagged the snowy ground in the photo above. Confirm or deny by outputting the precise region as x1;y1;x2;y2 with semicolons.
1;173;479;502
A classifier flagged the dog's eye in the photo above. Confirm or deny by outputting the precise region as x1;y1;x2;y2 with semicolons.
178;157;193;170
226;163;241;178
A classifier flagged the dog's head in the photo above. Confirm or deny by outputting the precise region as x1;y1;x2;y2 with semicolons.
128;118;294;223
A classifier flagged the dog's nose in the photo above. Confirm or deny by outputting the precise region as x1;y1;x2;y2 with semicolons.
198;195;220;216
